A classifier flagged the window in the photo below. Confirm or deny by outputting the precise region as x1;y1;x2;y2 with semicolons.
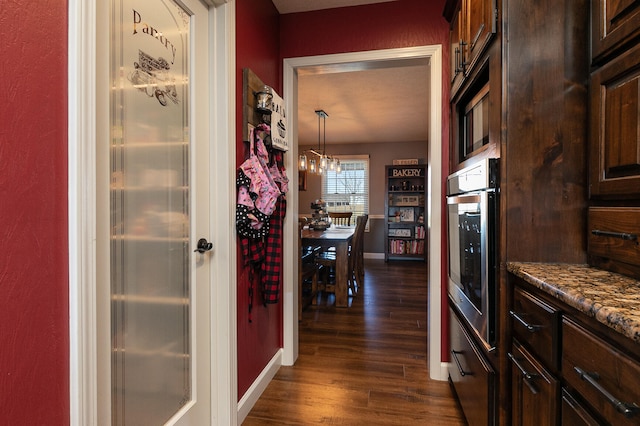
322;155;369;224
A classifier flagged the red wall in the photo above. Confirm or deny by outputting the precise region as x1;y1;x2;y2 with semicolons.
235;0;283;398
0;1;70;424
279;0;451;360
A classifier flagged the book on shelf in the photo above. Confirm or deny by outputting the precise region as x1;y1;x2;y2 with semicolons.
389;239;424;255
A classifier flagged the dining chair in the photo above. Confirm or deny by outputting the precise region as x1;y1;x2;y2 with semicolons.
298;221;320;320
316;214;368;298
329;211;352;226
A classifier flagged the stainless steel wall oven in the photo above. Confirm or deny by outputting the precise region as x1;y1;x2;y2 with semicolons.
447;158;499;349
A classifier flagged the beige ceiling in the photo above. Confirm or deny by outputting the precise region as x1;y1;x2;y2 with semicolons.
272;0;398;14
273;0;429;146
297;63;430;145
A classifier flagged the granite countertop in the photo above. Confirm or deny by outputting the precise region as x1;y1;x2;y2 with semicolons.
507;262;640;344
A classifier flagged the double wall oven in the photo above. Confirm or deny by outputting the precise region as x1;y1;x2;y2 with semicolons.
447;158;499;349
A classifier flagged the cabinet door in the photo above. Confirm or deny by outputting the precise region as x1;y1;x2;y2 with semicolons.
511;287;561;373
449;306;495;426
509;341;560;426
561;389;603;426
563;318;640;426
451;4;465;94
465;0;496;70
590;43;640;198
591;0;640;63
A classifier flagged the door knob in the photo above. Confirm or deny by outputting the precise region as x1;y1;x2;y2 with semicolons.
194;238;213;253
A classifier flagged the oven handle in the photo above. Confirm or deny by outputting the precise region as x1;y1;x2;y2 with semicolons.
446;192;483;204
451;350;472;377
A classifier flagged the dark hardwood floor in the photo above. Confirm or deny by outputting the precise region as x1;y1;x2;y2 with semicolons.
243;259;466;425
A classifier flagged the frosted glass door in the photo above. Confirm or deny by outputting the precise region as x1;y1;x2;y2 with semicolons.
110;1;191;424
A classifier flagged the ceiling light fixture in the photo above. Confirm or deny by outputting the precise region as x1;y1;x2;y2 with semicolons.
299;109;340;174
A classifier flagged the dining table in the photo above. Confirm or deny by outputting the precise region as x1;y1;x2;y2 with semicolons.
301;225;355;308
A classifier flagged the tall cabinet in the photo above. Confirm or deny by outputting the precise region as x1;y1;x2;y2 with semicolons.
384;164;426;261
444;0;590;424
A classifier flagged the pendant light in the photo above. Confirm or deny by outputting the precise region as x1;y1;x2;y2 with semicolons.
298;109;340;174
299;153;307;171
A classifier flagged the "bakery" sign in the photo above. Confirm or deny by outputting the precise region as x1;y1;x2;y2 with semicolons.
390;167;424;177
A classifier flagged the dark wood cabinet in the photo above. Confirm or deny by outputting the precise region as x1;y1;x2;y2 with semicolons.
509;341;559;426
465;0;496;71
591;0;640;64
445;0;590;423
588;207;640;279
445;0;497;99
450;3;464;93
561;389;602;426
588;0;640;278
562;318;640;426
509;274;640;426
448;305;496;426
511;287;561;374
589;43;640;199
509;286;561;426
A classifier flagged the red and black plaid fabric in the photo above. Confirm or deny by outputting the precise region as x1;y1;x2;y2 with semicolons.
261;194;286;304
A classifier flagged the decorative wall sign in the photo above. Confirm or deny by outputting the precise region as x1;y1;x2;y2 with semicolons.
270;90;288;151
242;68;288;151
399;208;415;222
389;228;412;237
393;158;419;165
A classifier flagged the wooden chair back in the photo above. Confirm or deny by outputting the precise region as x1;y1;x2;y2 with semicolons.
298;222;319;320
348;214;368;292
329;211;352;226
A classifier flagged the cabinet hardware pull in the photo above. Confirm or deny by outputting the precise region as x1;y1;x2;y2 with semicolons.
508;352;540;395
451;350;472;377
574;366;640;418
591;229;638;241
509;310;542;332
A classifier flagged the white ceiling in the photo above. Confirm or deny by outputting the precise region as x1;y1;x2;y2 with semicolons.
272;0;430;146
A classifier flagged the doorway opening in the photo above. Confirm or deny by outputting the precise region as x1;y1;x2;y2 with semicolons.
281;45;447;381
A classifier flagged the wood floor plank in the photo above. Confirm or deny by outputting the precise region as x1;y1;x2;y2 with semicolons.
243;259;466;425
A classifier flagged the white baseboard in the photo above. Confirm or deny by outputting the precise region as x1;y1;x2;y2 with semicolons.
237;349;282;423
364;252;385;260
431;362;450;381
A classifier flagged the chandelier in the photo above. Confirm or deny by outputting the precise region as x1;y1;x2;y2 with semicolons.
299;109;341;174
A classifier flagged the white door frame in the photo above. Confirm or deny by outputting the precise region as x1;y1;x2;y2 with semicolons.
282;45;447;380
68;1;239;424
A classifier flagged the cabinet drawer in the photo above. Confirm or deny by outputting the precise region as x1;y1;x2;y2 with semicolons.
588;207;640;278
561;388;603;426
562;318;640;425
509;341;560;426
511;287;561;372
449;307;495;426
591;0;640;63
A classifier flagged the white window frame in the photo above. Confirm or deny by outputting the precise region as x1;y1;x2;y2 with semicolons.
321;155;369;229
